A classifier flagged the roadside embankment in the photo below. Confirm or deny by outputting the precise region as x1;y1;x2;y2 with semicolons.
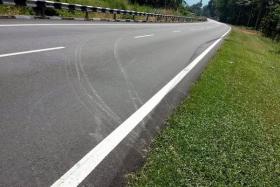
128;27;280;186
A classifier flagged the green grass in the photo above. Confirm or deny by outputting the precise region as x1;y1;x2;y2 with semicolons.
0;4;33;15
127;28;280;186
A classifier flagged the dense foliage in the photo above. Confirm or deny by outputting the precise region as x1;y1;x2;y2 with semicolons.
128;0;192;15
129;0;185;9
203;0;280;40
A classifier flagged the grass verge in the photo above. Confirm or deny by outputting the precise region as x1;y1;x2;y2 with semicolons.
127;27;280;186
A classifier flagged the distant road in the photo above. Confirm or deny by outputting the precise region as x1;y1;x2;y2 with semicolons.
0;19;229;186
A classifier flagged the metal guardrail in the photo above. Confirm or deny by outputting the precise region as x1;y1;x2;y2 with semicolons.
0;0;207;22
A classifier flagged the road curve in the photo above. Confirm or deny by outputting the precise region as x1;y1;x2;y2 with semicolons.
0;19;229;186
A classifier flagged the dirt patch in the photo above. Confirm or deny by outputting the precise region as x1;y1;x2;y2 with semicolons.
237;28;259;35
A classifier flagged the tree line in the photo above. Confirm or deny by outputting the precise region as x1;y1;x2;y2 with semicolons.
203;0;280;40
128;0;194;15
128;0;185;9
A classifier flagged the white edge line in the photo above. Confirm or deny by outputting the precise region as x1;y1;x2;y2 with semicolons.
134;34;154;39
0;23;201;27
51;26;231;187
0;47;65;58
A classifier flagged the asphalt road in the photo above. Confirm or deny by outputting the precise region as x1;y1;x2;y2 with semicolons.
0;19;230;186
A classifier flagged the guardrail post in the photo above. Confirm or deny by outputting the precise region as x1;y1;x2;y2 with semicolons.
133;15;135;21
146;15;149;22
156;16;159;22
85;11;89;20
113;13;116;20
81;6;89;20
36;1;46;18
14;0;26;6
68;4;75;14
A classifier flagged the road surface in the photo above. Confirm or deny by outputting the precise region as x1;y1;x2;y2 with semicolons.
0;19;230;186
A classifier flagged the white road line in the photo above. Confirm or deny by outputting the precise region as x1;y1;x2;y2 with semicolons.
0;47;65;58
0;24;155;27
134;34;154;39
173;30;181;33
51;27;231;187
0;23;199;27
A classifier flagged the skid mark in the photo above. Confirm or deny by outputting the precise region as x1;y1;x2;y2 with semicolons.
113;38;144;110
75;43;122;124
113;37;154;145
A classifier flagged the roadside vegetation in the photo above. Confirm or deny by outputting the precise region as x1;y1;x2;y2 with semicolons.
0;0;192;19
202;0;280;41
127;27;280;186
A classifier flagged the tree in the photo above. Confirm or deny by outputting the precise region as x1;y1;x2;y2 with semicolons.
189;0;203;16
129;0;184;9
261;1;280;40
202;0;280;40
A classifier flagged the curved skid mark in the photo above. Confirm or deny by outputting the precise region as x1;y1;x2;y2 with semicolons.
113;37;154;141
113;38;143;110
75;43;122;123
64;54;97;118
113;38;153;124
